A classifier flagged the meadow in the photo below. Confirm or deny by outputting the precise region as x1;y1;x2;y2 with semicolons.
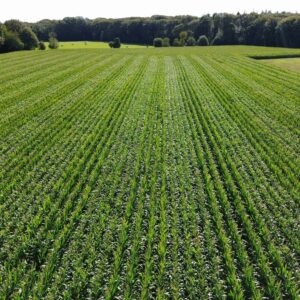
262;57;300;73
0;45;299;299
44;41;148;49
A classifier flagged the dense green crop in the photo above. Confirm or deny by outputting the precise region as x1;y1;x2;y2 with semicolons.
0;46;299;299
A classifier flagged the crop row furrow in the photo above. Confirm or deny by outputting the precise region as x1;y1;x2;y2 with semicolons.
0;56;148;298
0;55;134;208
182;57;299;259
31;58;155;299
206;57;300;148
175;56;264;299
29;56;150;298
177;56;298;298
237;57;300;95
0;52;90;97
188;56;299;202
0;55;137;241
0;54;120;138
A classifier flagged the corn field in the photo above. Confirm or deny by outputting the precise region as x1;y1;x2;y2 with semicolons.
0;46;299;299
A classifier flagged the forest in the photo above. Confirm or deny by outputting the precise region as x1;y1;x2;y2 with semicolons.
30;13;300;47
0;12;300;53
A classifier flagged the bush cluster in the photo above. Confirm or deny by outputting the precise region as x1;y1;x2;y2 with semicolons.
154;32;210;47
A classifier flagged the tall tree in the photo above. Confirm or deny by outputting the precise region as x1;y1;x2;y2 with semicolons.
186;36;196;46
0;25;6;48
55;17;91;41
276;16;300;48
2;31;24;52
1;13;298;50
48;33;59;49
197;35;209;46
162;37;170;47
20;27;39;50
4;19;24;33
179;31;188;46
190;15;213;41
153;37;163;47
32;19;56;41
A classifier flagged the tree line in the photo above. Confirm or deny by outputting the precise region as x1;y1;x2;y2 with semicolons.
0;20;60;53
0;12;300;53
30;13;300;48
153;34;210;47
0;20;40;52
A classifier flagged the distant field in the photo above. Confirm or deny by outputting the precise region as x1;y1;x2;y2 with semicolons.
45;41;149;49
0;46;299;299
261;57;300;72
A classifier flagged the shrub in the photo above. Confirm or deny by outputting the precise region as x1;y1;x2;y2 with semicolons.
3;31;24;52
162;37;170;47
113;37;121;48
179;31;188;46
211;31;223;45
109;37;121;48
49;37;59;49
20;27;39;50
186;36;196;46
276;16;300;48
0;25;6;51
197;35;209;46
4;19;24;33
153;37;163;47
38;41;46;50
0;25;5;44
172;38;181;47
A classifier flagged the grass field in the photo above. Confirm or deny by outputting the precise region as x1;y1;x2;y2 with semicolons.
45;41;148;49
261;57;300;73
0;46;300;299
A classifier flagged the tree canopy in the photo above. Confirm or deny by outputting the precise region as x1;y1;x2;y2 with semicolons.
197;35;209;46
1;13;300;53
108;37;121;48
153;37;163;47
28;13;300;48
0;20;39;53
20;27;39;50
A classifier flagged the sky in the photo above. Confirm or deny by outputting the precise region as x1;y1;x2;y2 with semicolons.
1;0;299;22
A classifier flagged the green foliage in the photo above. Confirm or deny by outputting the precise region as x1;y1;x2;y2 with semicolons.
153;37;163;47
276;16;300;48
186;36;196;46
20;27;39;50
1;20;39;53
0;46;299;299
162;37;170;47
221;16;238;45
179;31;188;46
244;16;278;46
108;41;114;48
172;38;181;47
8;13;298;48
197;35;209;46
211;30;223;45
109;37;121;48
48;31;57;39
38;41;46;50
192;15;213;41
4;19;24;33
48;36;59;49
2;30;24;52
0;24;6;48
113;37;121;48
